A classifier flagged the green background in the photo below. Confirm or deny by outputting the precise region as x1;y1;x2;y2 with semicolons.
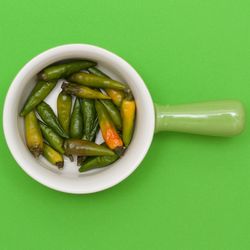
0;0;249;249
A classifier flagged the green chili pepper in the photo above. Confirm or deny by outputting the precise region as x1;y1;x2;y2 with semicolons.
79;154;118;172
64;139;115;156
81;98;96;140
43;143;64;169
88;67;109;78
38;60;96;81
61;82;111;99
57;91;72;135
69;72;128;91
25;111;43;158
95;100;124;156
99;99;122;130
37;101;68;138
77;105;98;166
69;98;83;139
89;116;99;142
20;80;57;116
88;67;125;107
121;94;136;146
39;121;65;154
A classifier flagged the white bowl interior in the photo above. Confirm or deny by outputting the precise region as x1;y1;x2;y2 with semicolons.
4;44;155;193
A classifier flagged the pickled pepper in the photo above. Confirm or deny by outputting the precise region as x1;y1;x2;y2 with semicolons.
95;100;124;156
69;98;83;139
69;72;128;91
88;67;125;107
20;80;57;116
39;121;65;154
39;60;96;81
79;154;118;172
37;101;68;138
121;94;136;146
57;91;72;135
25;111;43;157
100;99;122;130
43;143;64;169
61;82;111;99
81;98;96;141
64;139;115;156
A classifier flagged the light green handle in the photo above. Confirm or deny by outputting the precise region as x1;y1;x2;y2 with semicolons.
155;100;245;136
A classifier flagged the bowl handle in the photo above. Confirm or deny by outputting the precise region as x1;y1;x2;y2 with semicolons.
154;100;245;136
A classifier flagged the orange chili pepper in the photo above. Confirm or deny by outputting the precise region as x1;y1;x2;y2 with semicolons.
95;100;124;156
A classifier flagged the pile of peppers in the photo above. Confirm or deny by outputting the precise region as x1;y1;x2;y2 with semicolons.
20;60;136;172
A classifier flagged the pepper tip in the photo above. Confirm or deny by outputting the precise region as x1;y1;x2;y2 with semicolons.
56;161;64;169
37;72;47;81
114;146;125;157
31;148;42;158
77;156;86;166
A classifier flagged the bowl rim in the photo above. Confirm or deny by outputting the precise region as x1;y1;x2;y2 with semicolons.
3;44;155;194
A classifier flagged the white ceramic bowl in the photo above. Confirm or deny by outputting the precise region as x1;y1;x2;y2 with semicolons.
3;44;155;194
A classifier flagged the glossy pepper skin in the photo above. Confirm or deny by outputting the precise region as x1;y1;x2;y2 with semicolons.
39;121;65;154
105;89;125;108
20;80;57;116
88;67;125;107
89;116;99;142
64;139;115;156
57;91;72;135
77;102;97;166
70;98;83;139
37;101;68;138
69;72;128;91
38;60;96;81
43;143;64;169
77;117;100;165
95;100;124;155
88;67;110;78
61;82;111;99
79;154;118;172
25;111;43;158
121;94;136;146
100;99;122;130
81;98;96;140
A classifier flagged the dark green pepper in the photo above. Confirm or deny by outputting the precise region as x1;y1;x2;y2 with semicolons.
37;101;68;138
100;99;122;130
79;154;118;172
20;80;57;116
38;60;96;81
81;99;96;140
69;72;128;91
89;116;99;142
69;98;83;139
57;91;72;135
77;104;98;166
61;82;111;99
64;139;115;156
88;67;125;107
39;121;65;154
